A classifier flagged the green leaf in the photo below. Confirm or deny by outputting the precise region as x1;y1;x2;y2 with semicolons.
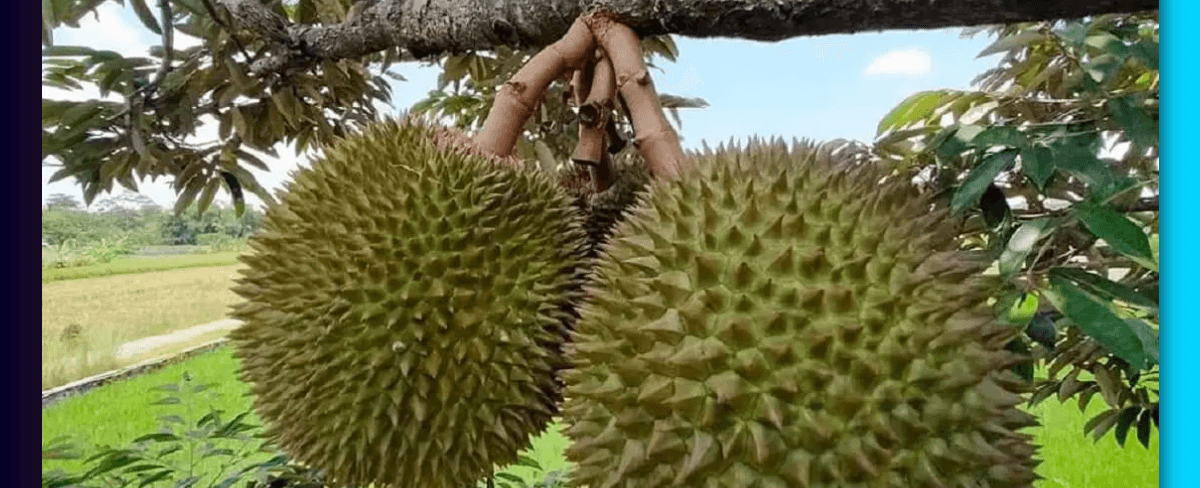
1084;408;1121;442
1026;313;1058;349
978;31;1047;58
1136;409;1153;448
137;469;174;487
173;176;205;215
42;45;96;57
876;90;946;136
1113;406;1140;446
1130;39;1159;70
515;454;542;469
1000;218;1052;276
1084;32;1129;57
1125;318;1159;365
129;0;162;35
1084;53;1125;83
132;433;179;443
1020;144;1055;190
1051;138;1118;199
439;55;472;89
533;140;557;173
935;124;985;163
970;126;1029;150
951;149;1018;214
1110;95;1158;152
1075;202;1157;270
1049;267;1157;309
1007;293;1039;324
196;177;220;215
1047;275;1147;371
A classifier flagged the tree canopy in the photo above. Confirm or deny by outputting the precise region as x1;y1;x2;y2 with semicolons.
42;0;1158;213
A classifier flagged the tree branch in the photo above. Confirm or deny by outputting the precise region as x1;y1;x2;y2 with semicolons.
215;0;1159;75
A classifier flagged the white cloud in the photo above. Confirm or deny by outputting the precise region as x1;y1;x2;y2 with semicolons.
55;3;152;56
865;49;932;76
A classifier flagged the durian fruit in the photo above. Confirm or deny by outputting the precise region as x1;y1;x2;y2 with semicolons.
228;119;588;488
562;139;1040;488
560;150;653;257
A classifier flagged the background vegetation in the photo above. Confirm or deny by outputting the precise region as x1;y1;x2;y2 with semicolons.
42;192;262;271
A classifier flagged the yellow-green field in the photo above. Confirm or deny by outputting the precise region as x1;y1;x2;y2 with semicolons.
42;251;243;283
42;263;245;389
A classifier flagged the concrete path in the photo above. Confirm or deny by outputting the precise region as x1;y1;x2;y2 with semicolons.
115;318;242;360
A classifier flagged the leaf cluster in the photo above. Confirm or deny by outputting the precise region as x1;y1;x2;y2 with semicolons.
875;13;1159;448
42;0;394;215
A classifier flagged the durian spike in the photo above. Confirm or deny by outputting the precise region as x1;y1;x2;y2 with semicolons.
474;16;596;157
583;12;690;182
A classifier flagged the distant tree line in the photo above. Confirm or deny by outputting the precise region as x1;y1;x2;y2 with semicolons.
42;192;264;247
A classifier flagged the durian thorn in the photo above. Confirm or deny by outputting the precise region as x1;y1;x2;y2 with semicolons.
474;16;596;158
583;11;690;182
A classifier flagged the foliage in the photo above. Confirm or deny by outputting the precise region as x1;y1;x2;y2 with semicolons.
43;236;136;269
42;0;394;212
411;36;707;172
43;192;262;252
874;13;1159;447
159;203;263;245
43;372;328;488
47;193;84;210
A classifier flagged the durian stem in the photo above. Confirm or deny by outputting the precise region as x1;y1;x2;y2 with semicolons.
473;17;595;157
572;51;620;193
583;12;689;182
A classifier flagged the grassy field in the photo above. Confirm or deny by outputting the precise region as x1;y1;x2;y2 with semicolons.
43;251;243;283
42;263;245;389
44;348;1157;488
42;347;571;486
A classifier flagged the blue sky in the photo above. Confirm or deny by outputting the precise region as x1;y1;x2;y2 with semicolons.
41;3;999;210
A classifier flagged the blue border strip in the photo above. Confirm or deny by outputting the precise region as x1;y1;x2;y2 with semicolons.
1160;1;1192;487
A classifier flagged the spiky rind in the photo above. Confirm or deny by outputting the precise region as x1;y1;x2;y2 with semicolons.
560;150;654;258
563;138;1039;488
229;119;588;488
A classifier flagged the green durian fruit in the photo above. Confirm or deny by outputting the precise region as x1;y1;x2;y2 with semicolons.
229;119;588;488
560;150;653;257
562;139;1039;488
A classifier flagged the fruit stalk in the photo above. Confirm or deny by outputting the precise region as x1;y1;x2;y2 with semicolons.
572;51;619;192
473;17;596;157
584;12;689;181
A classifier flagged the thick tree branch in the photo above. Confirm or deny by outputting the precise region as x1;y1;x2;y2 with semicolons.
215;0;1158;75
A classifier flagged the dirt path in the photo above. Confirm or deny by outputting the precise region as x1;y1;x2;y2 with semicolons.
114;318;242;360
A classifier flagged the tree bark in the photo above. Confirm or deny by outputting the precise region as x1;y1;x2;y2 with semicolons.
217;0;1158;74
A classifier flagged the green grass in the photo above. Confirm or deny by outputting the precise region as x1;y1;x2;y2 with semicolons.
1027;398;1159;487
43;347;573;485
45;348;1158;488
43;251;243;283
42;264;245;389
42;347;269;478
